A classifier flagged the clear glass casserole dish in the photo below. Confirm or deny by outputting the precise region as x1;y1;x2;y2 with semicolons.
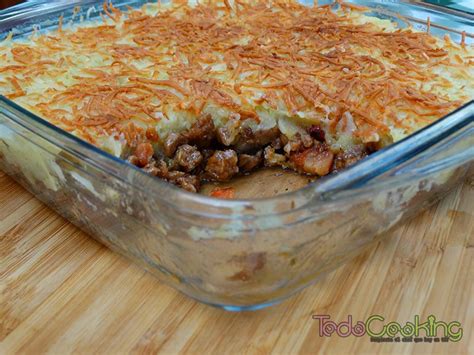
0;0;472;310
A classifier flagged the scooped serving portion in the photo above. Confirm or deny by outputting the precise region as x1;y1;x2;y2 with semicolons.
0;0;472;192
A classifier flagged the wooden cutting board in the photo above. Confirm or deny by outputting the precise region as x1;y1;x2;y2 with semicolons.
0;170;473;354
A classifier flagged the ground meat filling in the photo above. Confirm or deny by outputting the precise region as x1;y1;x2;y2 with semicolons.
127;116;374;192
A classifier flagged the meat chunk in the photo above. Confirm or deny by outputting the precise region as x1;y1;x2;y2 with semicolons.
234;126;280;153
143;160;200;192
290;144;334;176
127;155;140;166
283;132;313;155
164;132;186;157
238;151;263;173
175;174;200;193
216;115;240;146
333;145;368;171
186;114;216;147
163;115;216;157
174;144;203;172
134;142;154;167
218;124;281;153
264;146;287;167
143;159;168;177
205;150;239;181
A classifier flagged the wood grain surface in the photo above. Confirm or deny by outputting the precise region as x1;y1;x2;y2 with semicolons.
0;169;473;354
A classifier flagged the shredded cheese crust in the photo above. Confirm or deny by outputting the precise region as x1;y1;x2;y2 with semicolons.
0;0;473;157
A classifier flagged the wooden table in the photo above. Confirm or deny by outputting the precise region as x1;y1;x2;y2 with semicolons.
1;170;473;354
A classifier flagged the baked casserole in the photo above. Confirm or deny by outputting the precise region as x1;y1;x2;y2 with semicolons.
0;0;472;192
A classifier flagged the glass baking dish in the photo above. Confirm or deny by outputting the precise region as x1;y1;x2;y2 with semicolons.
0;0;472;310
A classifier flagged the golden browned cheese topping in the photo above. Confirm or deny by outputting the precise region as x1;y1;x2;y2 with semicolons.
0;0;473;156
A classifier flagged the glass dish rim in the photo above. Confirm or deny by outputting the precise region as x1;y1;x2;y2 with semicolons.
0;0;473;216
